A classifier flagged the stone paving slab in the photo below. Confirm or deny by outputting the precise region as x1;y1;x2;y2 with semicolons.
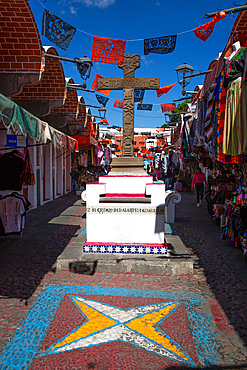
0;193;246;368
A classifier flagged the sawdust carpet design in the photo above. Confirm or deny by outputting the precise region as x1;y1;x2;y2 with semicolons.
0;285;221;369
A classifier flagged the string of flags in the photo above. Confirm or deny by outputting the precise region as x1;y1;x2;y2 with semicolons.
39;4;227;119
41;7;228;54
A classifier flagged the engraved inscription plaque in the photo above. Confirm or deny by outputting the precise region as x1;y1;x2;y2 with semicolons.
97;54;160;157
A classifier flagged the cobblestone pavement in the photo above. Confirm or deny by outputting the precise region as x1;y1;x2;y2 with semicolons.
0;194;247;369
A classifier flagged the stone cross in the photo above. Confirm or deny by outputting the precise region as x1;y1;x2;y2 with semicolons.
98;55;159;157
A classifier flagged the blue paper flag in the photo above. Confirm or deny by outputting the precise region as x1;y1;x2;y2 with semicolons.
144;35;177;55
96;94;109;107
42;9;76;51
134;90;145;103
137;104;153;111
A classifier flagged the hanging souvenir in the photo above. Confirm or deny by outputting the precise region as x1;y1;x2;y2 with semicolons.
91;36;126;65
137;104;153;111
156;83;176;98
161;103;176;113
193;11;227;42
144;35;177;55
96;94;109;107
114;100;123;108
41;9;76;51
91;74;111;96
134;90;145;103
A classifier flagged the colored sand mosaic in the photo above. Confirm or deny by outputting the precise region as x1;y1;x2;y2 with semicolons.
0;285;221;369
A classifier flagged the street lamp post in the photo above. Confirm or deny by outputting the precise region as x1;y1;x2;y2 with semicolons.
175;62;212;96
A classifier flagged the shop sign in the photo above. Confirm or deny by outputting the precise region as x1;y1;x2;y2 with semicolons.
6;134;27;148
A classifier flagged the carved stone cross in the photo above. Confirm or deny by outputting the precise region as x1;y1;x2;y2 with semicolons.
98;55;159;157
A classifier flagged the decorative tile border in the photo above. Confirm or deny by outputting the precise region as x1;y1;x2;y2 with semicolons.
83;242;167;255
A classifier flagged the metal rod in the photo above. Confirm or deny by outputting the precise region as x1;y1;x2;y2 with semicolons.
182;69;212;80
80;103;101;109
67;85;95;93
173;97;192;102
44;53;91;65
205;5;247;18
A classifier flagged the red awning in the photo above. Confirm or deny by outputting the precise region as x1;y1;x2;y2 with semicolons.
71;134;97;149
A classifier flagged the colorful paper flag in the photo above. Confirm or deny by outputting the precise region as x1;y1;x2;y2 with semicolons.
91;74;111;96
144;35;177;55
91;36;126;64
161;103;176;113
96;94;109;107
41;9;76;51
114;100;123;108
137;104;153;111
156;83;176;98
193;11;227;42
134;90;145;103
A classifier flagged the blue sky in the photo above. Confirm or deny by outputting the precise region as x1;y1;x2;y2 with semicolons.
29;0;238;128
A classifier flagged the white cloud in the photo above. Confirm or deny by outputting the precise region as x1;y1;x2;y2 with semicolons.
141;55;154;67
156;1;161;5
73;0;115;8
70;6;77;15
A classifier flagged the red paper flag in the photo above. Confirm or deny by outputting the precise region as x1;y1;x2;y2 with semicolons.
102;118;109;125
193;11;227;42
91;36;126;65
91;74;111;96
156;83;176;98
161;103;176;113
114;100;123;108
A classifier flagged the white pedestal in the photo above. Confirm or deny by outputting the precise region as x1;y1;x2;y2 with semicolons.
84;175;167;255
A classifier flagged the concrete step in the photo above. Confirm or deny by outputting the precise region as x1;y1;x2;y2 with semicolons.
56;229;194;275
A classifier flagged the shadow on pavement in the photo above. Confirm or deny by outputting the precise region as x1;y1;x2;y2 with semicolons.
165;364;247;369
176;192;247;348
0;193;83;301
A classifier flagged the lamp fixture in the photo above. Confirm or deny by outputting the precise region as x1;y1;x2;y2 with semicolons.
175;62;212;96
80;103;107;120
44;53;93;89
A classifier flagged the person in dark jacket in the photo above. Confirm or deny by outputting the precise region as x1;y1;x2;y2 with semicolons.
70;166;80;195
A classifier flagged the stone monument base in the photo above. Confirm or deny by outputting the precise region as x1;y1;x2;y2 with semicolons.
110;157;147;175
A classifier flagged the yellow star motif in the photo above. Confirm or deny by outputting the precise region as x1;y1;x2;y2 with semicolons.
41;296;195;367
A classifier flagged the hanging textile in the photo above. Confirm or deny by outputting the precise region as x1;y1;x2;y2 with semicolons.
161;103;176;113
95;94;109;107
144;35;177;55
137;104;152;111
114;100;123;108
20;149;36;186
41;9;76;51
223;78;247;156
0;150;25;191
156;83;176;98
193;11;227;42
217;74;241;163
91;36;126;65
91;74;111;96
90;121;95;135
134;90;145;103
204;82;217;140
224;47;247;87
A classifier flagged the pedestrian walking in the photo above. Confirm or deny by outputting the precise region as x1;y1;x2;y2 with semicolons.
192;168;207;207
70;165;80;195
